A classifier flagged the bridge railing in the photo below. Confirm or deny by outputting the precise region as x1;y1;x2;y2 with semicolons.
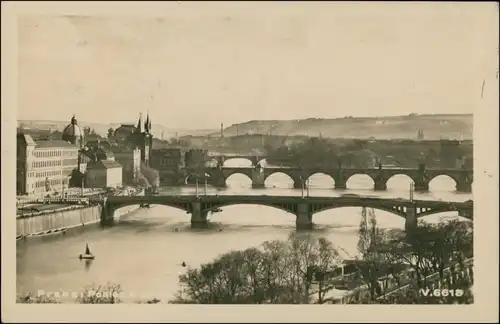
17;197;90;206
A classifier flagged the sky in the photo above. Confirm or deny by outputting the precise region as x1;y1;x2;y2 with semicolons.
16;2;498;129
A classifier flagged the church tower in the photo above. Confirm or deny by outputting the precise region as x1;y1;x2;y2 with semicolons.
134;112;153;167
62;115;85;148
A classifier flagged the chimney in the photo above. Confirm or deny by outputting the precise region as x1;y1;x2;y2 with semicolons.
221;123;224;138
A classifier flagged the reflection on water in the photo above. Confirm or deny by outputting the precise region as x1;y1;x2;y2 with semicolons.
16;158;473;303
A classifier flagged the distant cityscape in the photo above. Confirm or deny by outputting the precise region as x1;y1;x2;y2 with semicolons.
16;112;473;198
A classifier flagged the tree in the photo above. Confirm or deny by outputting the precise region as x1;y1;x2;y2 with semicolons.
107;128;114;139
139;163;160;188
417;220;473;283
16;294;60;304
381;219;473;291
171;234;342;304
69;169;84;188
355;207;399;301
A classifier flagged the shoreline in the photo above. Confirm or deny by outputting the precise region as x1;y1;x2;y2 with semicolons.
16;204;141;243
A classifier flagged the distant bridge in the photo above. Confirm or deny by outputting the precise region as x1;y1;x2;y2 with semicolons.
101;195;473;231
207;154;268;167
184;165;473;193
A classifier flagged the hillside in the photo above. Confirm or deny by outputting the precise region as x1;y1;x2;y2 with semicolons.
215;114;473;140
18;113;473;141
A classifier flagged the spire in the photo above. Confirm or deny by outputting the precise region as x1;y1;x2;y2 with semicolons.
136;113;144;134
145;111;150;133
148;111;152;132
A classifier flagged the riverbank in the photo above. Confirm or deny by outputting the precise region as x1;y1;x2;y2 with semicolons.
16;204;141;241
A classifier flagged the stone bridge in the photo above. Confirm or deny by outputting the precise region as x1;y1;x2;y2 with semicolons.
101;195;473;231
207;154;267;167
185;165;473;193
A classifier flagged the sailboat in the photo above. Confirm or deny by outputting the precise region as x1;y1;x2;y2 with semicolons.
79;243;95;260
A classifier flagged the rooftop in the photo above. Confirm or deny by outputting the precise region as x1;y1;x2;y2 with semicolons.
86;159;123;170
115;124;136;132
109;146;137;153
35;140;79;149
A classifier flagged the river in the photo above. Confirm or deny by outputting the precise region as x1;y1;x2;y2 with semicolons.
16;159;473;303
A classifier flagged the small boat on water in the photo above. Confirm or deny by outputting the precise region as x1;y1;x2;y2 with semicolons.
140;203;151;208
79;243;95;260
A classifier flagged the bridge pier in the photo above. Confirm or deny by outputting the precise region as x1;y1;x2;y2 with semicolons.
374;180;387;191
456;181;472;193
190;201;209;228
251;168;266;189
413;181;429;192
211;175;227;189
334;181;347;190
404;205;417;233
296;203;313;230
100;203;115;227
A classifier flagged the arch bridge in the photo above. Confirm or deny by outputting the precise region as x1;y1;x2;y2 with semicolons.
101;195;473;231
185;165;474;193
207;154;268;167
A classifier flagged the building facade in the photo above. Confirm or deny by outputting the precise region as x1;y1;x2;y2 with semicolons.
16;134;80;196
85;160;123;188
111;146;141;185
16;115;88;196
151;148;186;185
151;148;185;170
184;148;209;169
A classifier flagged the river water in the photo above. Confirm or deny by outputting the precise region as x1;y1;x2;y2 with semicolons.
16;159;473;303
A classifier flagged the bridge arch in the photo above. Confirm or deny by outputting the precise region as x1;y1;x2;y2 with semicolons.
345;173;375;190
305;172;335;188
417;212;474;224
312;204;407;218
312;206;407;228
202;202;296;216
221;157;254;167
264;171;296;188
225;172;253;187
385;173;416;190
110;201;190;215
428;174;458;191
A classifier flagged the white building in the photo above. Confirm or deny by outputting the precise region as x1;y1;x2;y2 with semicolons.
85;160;123;189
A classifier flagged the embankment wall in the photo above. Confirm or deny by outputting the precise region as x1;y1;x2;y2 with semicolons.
16;204;140;236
